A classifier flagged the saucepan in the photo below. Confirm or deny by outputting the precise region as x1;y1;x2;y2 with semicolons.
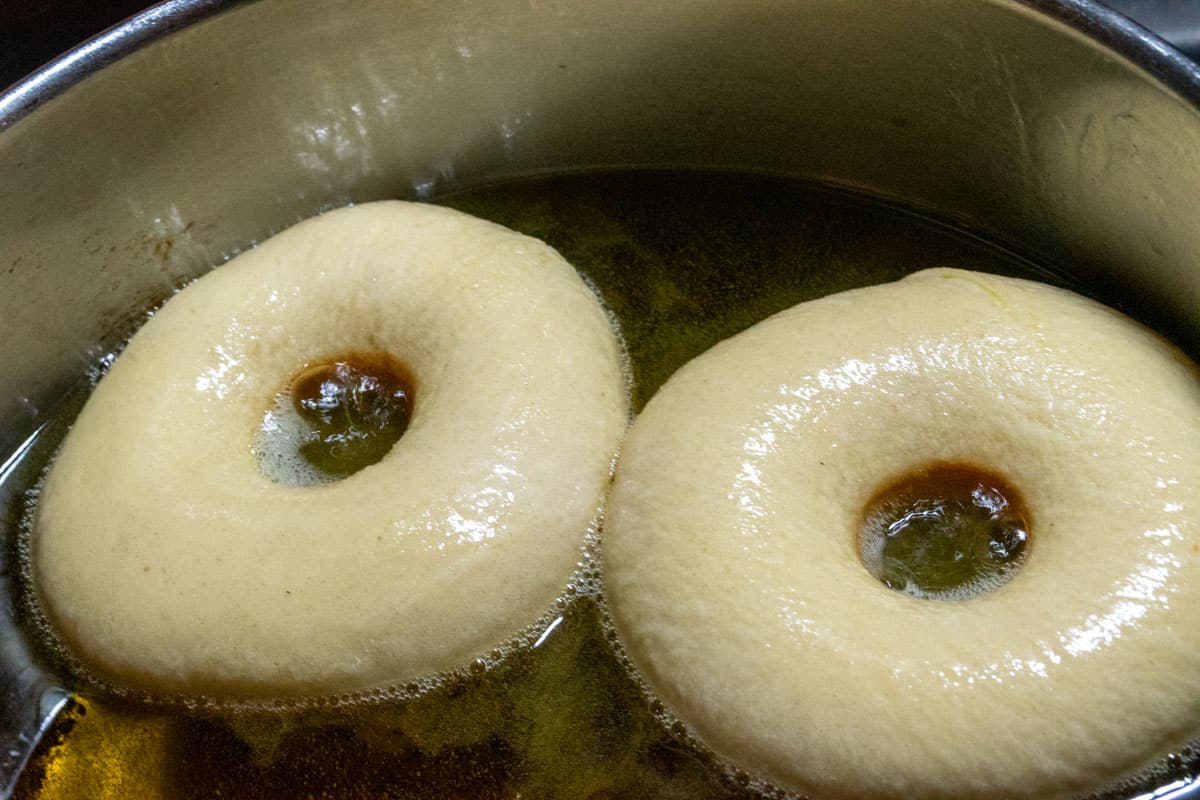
1;0;1198;797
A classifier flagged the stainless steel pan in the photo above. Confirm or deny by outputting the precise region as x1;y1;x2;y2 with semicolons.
2;1;1198;796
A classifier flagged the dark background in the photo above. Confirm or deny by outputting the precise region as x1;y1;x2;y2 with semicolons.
1;0;155;91
2;1;1199;95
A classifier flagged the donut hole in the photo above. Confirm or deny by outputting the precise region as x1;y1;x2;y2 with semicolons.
255;352;415;486
857;462;1030;601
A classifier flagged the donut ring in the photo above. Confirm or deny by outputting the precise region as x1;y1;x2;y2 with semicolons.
34;201;628;698
602;268;1200;799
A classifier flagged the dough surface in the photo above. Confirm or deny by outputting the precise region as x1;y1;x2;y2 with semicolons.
35;201;628;698
602;268;1200;799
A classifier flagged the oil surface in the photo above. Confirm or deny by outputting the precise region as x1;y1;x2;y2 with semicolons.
257;352;417;485
8;171;1193;799
857;461;1031;601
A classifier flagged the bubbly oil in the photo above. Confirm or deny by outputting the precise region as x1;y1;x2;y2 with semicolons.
256;353;418;486
7;170;1197;799
857;461;1031;602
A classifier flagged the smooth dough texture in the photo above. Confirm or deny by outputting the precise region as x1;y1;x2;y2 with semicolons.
35;201;628;698
602;268;1200;799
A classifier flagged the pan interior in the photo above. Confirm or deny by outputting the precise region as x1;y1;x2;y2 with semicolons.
6;170;1195;800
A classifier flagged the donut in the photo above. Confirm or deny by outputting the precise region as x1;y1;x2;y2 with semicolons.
602;268;1200;799
33;201;629;698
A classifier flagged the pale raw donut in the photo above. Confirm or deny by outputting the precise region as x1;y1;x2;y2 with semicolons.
34;201;628;698
603;268;1200;799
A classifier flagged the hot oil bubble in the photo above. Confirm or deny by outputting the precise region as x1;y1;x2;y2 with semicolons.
254;386;331;487
255;353;415;487
857;462;1031;601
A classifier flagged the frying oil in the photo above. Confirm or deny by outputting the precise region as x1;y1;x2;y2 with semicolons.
6;171;1195;799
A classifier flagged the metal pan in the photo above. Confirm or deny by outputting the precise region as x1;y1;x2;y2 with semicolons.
1;1;1198;796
